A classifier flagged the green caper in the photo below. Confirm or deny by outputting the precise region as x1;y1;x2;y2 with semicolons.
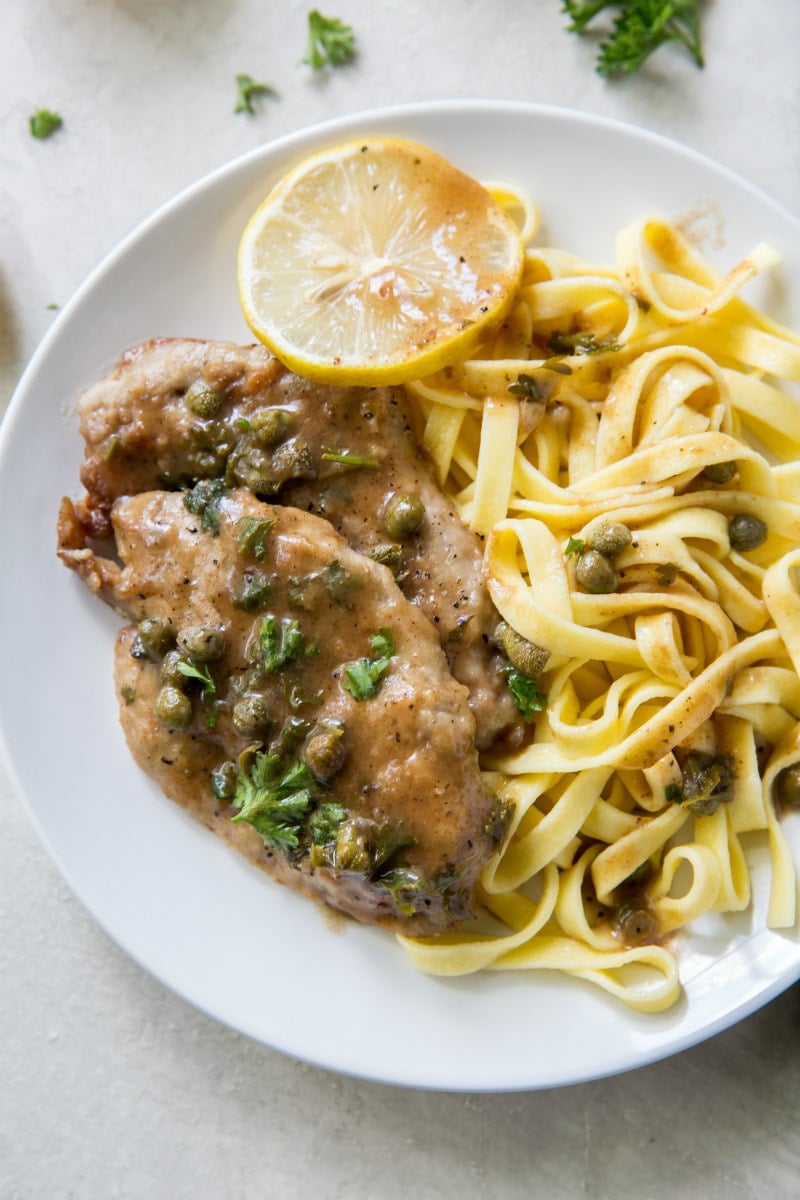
211;761;238;801
728;512;768;552
271;439;316;481
334;819;373;873
155;685;193;730
382;492;425;539
304;724;347;782
368;543;404;576
250;409;291;448
587;520;632;559
614;900;657;946
161;649;189;688
575;549;619;594
495;622;550;677
231;694;271;736
137;616;175;658
703;460;737;484
185;380;222;419
775;763;800;811
177;625;225;662
185;446;227;478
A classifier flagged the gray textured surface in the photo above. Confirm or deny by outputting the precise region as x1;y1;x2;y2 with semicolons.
2;1;800;1196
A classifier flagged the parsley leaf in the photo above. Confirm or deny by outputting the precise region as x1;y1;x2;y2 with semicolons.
547;330;620;355
343;628;395;701
234;74;275;114
176;660;218;728
232;753;315;852
259;615;316;672
309;802;348;846
564;536;585;557
504;669;548;720
30;109;63;139
235;515;275;561
303;10;356;69
561;1;704;77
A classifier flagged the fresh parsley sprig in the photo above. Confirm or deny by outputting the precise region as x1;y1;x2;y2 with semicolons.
561;1;704;77
303;10;356;69
234;74;276;114
232;753;315;852
29;109;63;140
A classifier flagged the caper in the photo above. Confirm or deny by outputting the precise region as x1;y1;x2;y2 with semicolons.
304;724;347;782
185;445;227;478
382;492;425;539
728;512;768;552
161;649;189;688
185;380;222;419
155;685;193;730
775;763;800;811
615;901;657;946
228;445;276;493
177;625;225;662
211;761;238;801
369;543;404;575
251;409;291;448
137;616;175;658
334;819;373;873
271;439;316;481
587;520;632;559
681;752;735;815
496;621;550;677
703;460;737;484
231;694;271;736
575;549;619;594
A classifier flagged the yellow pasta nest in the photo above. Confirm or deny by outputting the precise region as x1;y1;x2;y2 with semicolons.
398;208;800;1013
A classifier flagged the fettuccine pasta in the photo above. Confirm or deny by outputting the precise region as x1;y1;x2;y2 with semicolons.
398;198;800;1011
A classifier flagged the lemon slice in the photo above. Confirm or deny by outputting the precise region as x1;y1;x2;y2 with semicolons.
237;138;524;385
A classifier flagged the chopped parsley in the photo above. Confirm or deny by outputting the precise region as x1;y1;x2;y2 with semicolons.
259;615;317;672
232;754;315;853
309;801;348;846
234;73;275;114
302;10;356;69
561;1;704;78
504;669;548;721
235;515;274;561
321;450;379;469
233;569;276;612
548;330;621;355
183;478;226;534
508;373;546;402
342;628;396;701
29;109;62;140
564;536;585;557
176;660;218;728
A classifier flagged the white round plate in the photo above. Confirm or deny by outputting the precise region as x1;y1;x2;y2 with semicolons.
2;101;799;1092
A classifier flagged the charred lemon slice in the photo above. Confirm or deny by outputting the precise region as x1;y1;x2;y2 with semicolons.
237;138;524;386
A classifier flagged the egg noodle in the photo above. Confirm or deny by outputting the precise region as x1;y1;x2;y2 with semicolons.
397;192;800;1012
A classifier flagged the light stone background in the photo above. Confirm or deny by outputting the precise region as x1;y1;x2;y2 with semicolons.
2;2;800;1197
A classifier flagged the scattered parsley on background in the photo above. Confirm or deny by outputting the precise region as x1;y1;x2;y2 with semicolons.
303;11;356;69
29;109;63;140
234;74;276;114
561;1;704;77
